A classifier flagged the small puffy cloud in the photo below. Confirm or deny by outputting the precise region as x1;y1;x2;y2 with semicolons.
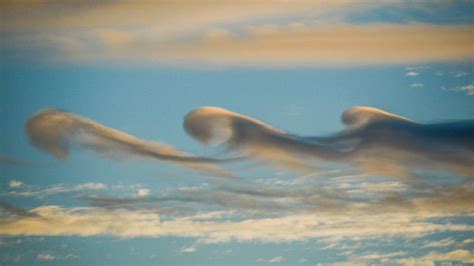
37;252;55;261
455;84;474;95
410;83;424;88
9;179;23;188
180;244;197;253
406;71;419;77
136;188;150;197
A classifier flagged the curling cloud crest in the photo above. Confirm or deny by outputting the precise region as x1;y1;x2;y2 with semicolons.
26;106;474;178
26;109;228;175
184;106;474;178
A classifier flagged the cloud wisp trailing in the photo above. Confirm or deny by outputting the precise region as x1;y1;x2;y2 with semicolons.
26;108;232;176
184;106;474;178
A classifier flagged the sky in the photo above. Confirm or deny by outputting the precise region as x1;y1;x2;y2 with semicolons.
1;1;474;265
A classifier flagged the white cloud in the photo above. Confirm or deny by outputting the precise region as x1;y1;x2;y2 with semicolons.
180;244;197;253
455;84;474;95
37;252;55;261
410;83;424;88
454;71;469;78
421;238;455;249
396;249;474;265
75;182;107;190
0;205;472;244
8;179;23;188
5;182;107;198
137;188;150;197
406;71;419;77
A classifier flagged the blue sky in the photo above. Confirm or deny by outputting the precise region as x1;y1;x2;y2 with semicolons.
1;1;474;265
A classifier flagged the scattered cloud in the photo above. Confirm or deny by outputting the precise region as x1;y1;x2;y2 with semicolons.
421;238;455;249
256;256;285;264
406;71;419;77
410;83;424;88
0;201;472;243
395;249;474;265
180;244;198;253
454;84;474;95
454;71;469;78
137;188;150;197
9;179;23;188
5;182;107;198
36;252;55;261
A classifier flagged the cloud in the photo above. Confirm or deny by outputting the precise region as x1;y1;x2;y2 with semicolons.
29;24;474;67
0;204;472;244
36;252;55;261
406;71;420;77
256;256;285;264
5;182;107;198
137;188;150;197
421;238;455;249
455;83;474;95
8;179;23;188
26;109;231;176
0;201;39;218
396;249;474;265
410;83;424;88
184;106;474;178
180;244;198;253
454;71;469;78
2;0;473;67
0;154;31;165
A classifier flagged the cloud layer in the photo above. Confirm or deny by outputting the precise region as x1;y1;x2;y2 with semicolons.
2;1;473;67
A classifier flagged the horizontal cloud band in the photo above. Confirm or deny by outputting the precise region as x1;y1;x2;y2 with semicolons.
26;107;474;178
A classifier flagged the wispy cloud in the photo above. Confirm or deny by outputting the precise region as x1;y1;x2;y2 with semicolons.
256;256;285;264
5;182;107;198
395;249;474;265
0;204;472;243
454;71;469;78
